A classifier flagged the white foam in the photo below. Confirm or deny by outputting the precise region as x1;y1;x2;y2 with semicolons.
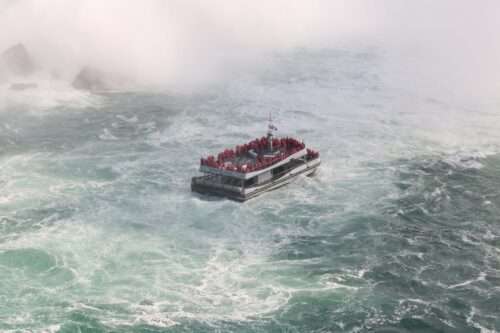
447;272;486;289
0;79;104;112
466;307;498;333
41;325;61;333
99;128;118;141
400;298;431;306
319;274;359;291
116;115;138;123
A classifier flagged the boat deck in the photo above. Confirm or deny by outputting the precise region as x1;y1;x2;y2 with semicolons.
200;136;310;174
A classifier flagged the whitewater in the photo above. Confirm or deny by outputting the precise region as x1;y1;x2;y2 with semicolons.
1;47;500;332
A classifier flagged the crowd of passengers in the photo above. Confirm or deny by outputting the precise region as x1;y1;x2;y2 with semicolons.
200;136;319;173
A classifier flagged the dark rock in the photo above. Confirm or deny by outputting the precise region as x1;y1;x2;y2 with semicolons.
1;43;35;76
72;66;111;91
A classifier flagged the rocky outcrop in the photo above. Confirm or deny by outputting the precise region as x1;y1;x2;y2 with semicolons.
72;66;131;91
72;66;111;91
1;43;35;76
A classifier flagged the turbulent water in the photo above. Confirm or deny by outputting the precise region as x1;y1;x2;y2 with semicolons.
1;48;500;332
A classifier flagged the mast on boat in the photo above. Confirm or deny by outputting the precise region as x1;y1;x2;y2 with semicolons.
267;112;277;152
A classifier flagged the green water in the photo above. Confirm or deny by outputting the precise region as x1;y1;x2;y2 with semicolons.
1;49;500;332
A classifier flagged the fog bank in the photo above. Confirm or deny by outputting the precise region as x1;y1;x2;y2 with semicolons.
1;0;500;97
0;0;370;90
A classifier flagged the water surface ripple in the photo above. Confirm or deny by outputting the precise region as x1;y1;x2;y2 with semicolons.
1;49;499;332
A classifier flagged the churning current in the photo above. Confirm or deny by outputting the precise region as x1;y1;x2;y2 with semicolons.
1;49;500;332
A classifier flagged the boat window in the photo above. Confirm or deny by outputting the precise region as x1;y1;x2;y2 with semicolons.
272;159;302;176
244;177;257;187
219;176;242;186
272;164;286;175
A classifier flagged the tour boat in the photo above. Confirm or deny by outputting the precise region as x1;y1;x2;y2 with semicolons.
191;117;321;201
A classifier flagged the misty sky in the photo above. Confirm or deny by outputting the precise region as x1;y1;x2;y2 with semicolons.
1;0;500;97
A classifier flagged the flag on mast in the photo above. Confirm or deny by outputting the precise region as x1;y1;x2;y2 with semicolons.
268;112;277;131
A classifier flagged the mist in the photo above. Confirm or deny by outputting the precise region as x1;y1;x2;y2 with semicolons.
0;0;371;90
1;0;500;97
3;3;500;331
376;1;500;100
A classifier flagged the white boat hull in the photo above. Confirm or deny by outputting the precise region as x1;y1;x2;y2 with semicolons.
192;157;320;202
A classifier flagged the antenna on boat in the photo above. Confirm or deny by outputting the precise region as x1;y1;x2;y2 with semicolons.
267;111;277;152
